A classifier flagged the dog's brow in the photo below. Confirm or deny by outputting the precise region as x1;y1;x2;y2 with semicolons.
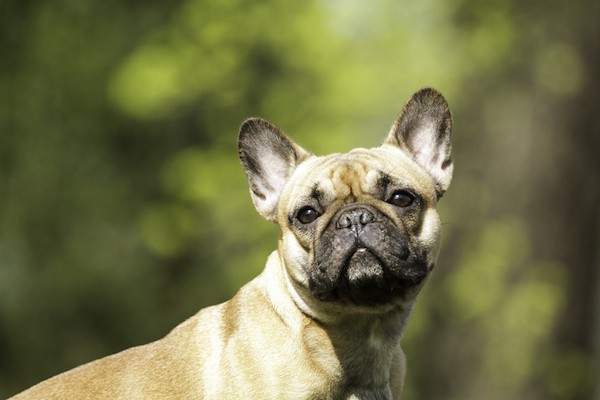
378;172;392;190
311;185;322;201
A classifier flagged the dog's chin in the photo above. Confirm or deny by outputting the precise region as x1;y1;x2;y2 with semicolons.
341;249;390;305
315;248;428;307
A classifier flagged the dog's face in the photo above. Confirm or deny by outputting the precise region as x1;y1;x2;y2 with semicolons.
239;88;452;312
279;147;443;308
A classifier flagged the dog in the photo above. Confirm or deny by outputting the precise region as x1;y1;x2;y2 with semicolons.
11;87;453;399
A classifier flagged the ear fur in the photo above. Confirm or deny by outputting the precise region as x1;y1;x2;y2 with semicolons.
385;88;453;196
238;118;310;221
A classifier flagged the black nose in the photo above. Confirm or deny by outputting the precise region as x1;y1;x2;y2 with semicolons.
336;207;375;230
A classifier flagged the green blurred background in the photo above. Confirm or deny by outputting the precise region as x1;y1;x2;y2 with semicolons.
1;0;598;398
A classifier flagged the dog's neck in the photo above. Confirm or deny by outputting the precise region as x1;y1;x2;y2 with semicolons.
321;310;408;390
262;250;412;394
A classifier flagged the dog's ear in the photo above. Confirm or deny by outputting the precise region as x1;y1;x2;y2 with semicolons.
385;88;453;196
238;118;311;221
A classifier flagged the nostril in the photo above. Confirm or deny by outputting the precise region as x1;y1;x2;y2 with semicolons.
337;216;352;229
360;211;374;225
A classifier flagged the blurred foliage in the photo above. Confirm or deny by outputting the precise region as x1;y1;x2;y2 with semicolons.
1;0;598;399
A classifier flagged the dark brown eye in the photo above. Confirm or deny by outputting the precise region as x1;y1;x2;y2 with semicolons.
387;190;416;208
296;206;320;224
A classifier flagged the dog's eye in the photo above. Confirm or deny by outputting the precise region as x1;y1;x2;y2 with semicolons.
296;206;320;224
387;190;416;208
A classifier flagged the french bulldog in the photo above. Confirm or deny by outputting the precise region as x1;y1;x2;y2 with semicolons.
11;87;453;400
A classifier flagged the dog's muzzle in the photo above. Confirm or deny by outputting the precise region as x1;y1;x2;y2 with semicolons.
309;205;428;306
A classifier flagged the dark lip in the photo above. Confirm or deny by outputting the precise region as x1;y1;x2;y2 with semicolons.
335;247;428;306
342;245;376;271
343;244;427;286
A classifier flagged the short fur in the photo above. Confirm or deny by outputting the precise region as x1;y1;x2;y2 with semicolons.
12;88;453;400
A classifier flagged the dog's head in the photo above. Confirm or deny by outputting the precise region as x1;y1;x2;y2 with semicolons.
239;88;452;312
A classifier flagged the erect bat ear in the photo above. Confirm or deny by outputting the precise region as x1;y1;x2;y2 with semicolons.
384;88;453;196
238;118;311;221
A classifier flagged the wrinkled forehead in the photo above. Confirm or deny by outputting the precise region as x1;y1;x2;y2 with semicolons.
285;146;437;203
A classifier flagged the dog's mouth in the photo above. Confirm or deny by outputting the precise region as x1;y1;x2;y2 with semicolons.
342;245;427;305
310;242;428;306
